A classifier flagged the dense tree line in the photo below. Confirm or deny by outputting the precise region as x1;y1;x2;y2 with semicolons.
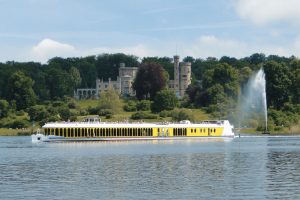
0;52;299;131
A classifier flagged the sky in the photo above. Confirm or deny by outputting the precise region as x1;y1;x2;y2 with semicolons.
1;0;300;63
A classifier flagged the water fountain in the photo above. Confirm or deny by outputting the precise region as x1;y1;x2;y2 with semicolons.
238;68;269;134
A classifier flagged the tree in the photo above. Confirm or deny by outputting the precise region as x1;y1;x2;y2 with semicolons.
142;57;173;79
69;67;82;88
239;67;252;87
290;59;300;104
98;87;122;114
264;61;292;109
133;62;167;100
46;68;73;99
96;53;139;81
27;105;49;122
7;71;37;110
0;99;9;118
151;90;178;113
291;69;300;104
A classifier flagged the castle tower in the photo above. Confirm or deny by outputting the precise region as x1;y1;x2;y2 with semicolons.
179;62;191;97
174;55;180;97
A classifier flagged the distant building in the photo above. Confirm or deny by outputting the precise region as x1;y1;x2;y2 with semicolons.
168;55;192;97
74;56;191;99
74;63;138;99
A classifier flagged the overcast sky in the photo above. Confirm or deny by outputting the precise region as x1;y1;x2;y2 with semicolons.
1;0;300;63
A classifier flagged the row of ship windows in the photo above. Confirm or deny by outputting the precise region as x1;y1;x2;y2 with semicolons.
191;128;217;133
44;128;153;137
44;127;218;137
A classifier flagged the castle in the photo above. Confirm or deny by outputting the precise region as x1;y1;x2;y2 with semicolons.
74;55;191;99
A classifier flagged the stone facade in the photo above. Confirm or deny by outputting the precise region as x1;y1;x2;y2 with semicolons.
74;56;191;99
168;55;191;97
74;63;138;99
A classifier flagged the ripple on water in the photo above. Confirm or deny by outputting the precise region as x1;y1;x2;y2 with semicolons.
0;136;300;199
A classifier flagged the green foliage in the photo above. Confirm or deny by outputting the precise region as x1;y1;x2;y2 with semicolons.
68;101;77;109
136;100;151;111
170;109;195;122
151;90;178;113
0;52;299;129
7;71;37;110
98;87;122;114
0;99;9;118
131;111;157;120
142;57;173;79
10;119;30;129
124;100;137;112
133;62;167;100
46;68;74;99
96;53;139;81
69;67;82;88
58;107;73;121
268;108;299;127
187;63;239;115
264;61;292;109
27;105;48;122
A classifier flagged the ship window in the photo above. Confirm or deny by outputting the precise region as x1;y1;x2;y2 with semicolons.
138;128;141;136
191;129;193;133
194;128;196;133
214;128;216;133
71;128;74;137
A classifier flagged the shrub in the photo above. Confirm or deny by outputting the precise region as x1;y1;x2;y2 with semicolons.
58;107;72;121
159;110;171;118
136;100;151;111
98;109;114;117
70;116;77;122
27;105;48;121
131;112;157;120
0;99;9;118
68;101;77;109
79;109;88;116
10;120;30;129
151;90;178;113
15;110;25;116
87;106;100;115
52;101;65;107
171;109;195;122
124;101;137;112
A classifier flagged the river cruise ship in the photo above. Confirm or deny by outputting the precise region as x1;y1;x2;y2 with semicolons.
32;117;234;142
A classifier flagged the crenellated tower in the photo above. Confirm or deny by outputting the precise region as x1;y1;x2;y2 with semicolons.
172;55;191;97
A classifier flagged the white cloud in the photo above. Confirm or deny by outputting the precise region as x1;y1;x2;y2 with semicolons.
24;35;300;64
30;38;76;63
28;39;158;63
233;0;300;25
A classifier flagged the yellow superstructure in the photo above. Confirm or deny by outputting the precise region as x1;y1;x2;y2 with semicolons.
42;119;231;140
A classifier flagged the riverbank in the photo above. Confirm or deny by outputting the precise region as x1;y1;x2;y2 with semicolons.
236;125;300;135
0;128;32;136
